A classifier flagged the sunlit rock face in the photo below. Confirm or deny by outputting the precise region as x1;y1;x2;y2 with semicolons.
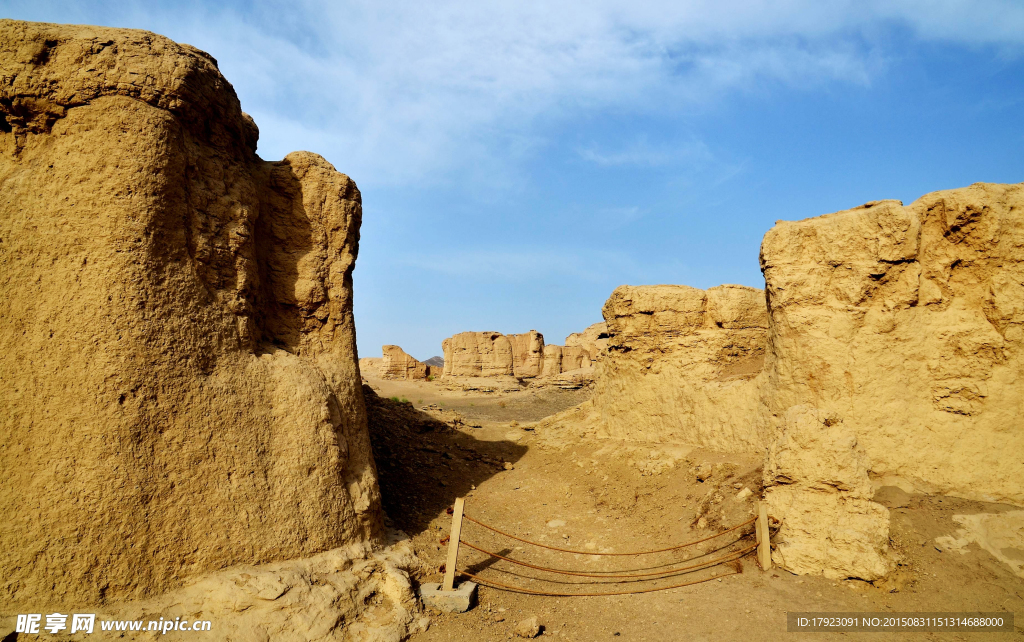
759;183;1024;580
380;345;430;380
0;19;382;607
594;284;768;451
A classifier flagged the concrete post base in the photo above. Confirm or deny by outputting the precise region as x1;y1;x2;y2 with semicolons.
419;581;477;613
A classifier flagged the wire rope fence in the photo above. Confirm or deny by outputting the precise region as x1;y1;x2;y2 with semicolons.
437;497;775;598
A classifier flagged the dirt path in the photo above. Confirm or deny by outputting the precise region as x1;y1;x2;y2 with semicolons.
364;375;1024;641
365;375;591;423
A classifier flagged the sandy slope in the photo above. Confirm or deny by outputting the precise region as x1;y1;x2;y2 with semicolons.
364;374;1024;641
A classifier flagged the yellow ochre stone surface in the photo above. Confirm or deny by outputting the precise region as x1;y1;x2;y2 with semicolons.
0;20;382;608
593;283;768;451
759;183;1024;508
380;345;429;380
578;182;1024;580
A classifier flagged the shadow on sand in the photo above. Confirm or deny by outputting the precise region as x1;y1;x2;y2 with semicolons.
363;385;527;538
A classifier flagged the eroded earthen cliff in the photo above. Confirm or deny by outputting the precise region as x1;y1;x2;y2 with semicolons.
592;284;768;451
759;183;1024;578
380;345;430;380
0;20;381;608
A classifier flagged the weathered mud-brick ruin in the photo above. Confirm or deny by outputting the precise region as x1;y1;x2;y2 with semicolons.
378;344;440;380
441;323;607;383
586;183;1024;580
759;185;1024;579
0;20;403;623
593;284;766;451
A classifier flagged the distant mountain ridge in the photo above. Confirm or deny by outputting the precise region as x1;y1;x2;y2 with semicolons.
421;356;444;367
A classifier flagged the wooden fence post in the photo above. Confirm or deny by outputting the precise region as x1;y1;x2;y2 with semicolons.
442;497;466;591
756;501;772;571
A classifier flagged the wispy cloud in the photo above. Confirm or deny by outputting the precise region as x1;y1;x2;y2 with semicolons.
578;138;713;167
8;0;1023;188
396;247;681;284
15;0;1017;189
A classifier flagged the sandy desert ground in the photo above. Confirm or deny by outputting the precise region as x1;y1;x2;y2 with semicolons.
362;373;1024;642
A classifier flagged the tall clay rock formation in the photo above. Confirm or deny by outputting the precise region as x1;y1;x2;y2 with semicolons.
0;21;381;608
380;345;428;380
565;321;609;367
759;183;1024;579
441;327;606;381
442;331;515;377
541;344;563;377
593;285;768;451
509;330;545;378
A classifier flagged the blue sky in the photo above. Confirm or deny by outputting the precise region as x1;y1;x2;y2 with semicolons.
4;1;1023;360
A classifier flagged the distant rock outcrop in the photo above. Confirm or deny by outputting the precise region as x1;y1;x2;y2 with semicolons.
541;344;563;377
565;322;609;367
359;357;384;375
381;345;429;380
0;20;385;615
509;330;545;378
442;331;515;377
441;326;607;383
422;355;444;368
560;345;590;371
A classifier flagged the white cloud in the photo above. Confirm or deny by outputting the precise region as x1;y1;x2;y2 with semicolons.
396;247;667;284
203;1;1020;185
12;0;1022;185
578;138;714;167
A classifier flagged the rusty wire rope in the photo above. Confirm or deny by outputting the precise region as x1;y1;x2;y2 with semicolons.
451;511;762;596
462;513;756;556
457;566;744;597
460;533;751;575
460;540;758;582
459;539;757;579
